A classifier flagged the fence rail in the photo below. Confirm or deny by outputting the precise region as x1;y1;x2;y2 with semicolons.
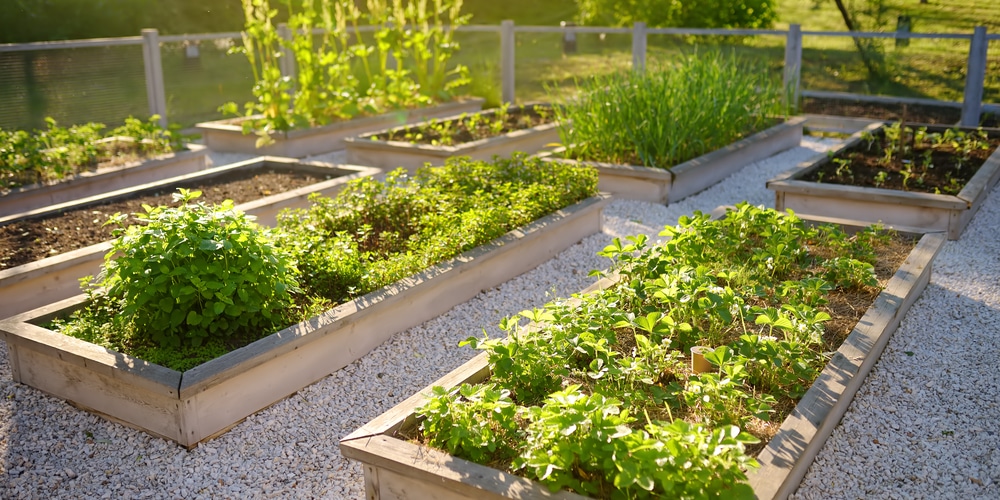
0;22;994;130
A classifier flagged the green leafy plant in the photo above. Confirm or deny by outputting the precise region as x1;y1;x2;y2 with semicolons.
0;115;181;191
222;0;471;141
92;188;299;350
47;189;302;371
372;104;555;146
810;123;997;195
416;204;902;497
551;50;788;169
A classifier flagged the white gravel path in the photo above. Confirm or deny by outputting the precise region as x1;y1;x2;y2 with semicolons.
3;136;997;499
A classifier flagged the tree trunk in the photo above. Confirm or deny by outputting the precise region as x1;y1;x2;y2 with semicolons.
832;0;883;78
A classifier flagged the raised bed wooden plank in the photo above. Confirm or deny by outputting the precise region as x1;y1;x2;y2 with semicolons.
801;114;883;134
196;99;485;157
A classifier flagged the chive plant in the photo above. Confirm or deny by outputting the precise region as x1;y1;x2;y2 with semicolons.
552;51;789;169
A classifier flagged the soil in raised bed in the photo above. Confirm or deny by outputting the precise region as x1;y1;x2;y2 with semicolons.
802;125;1000;194
803;97;962;124
373;105;554;146
0;168;329;270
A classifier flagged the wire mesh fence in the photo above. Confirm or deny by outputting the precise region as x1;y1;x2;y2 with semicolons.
0;44;148;131
0;25;995;132
160;36;254;128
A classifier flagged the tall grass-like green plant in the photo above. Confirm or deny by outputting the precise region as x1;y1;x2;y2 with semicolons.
552;51;789;169
222;0;471;140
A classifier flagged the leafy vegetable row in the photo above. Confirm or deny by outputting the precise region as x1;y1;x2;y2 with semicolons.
553;50;789;169
0;115;181;191
51;154;598;371
416;204;898;499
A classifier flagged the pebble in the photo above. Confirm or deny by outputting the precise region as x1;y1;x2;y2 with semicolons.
5;137;997;498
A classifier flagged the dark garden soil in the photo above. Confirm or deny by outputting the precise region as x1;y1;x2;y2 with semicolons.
803;97;962;125
0;168;328;270
802;125;1000;194
374;105;554;145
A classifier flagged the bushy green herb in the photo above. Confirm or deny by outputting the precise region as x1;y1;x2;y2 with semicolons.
0;115;180;190
551;51;789;169
52;189;300;370
222;0;471;140
418;204;897;497
277;153;598;303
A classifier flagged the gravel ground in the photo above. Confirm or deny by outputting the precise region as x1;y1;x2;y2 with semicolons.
791;169;1000;498
3;136;997;499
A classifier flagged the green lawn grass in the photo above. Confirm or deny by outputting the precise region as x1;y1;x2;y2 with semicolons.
478;0;1000;105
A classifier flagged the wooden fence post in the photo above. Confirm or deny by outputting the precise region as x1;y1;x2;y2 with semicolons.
783;24;803;112
501;20;515;104
632;22;647;73
141;29;168;127
960;26;987;127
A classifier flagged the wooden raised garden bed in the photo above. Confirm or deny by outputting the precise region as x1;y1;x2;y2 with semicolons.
0;193;609;448
0;157;379;320
340;211;946;500
768;122;1000;240
0;139;208;218
541;117;805;204
196;98;485;157
343;104;559;172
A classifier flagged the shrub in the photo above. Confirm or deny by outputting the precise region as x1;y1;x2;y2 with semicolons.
90;188;298;350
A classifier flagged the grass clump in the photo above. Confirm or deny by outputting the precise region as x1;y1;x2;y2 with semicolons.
50;155;598;371
552;50;789;169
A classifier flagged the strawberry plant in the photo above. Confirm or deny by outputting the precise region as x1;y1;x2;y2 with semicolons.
416;204;906;498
